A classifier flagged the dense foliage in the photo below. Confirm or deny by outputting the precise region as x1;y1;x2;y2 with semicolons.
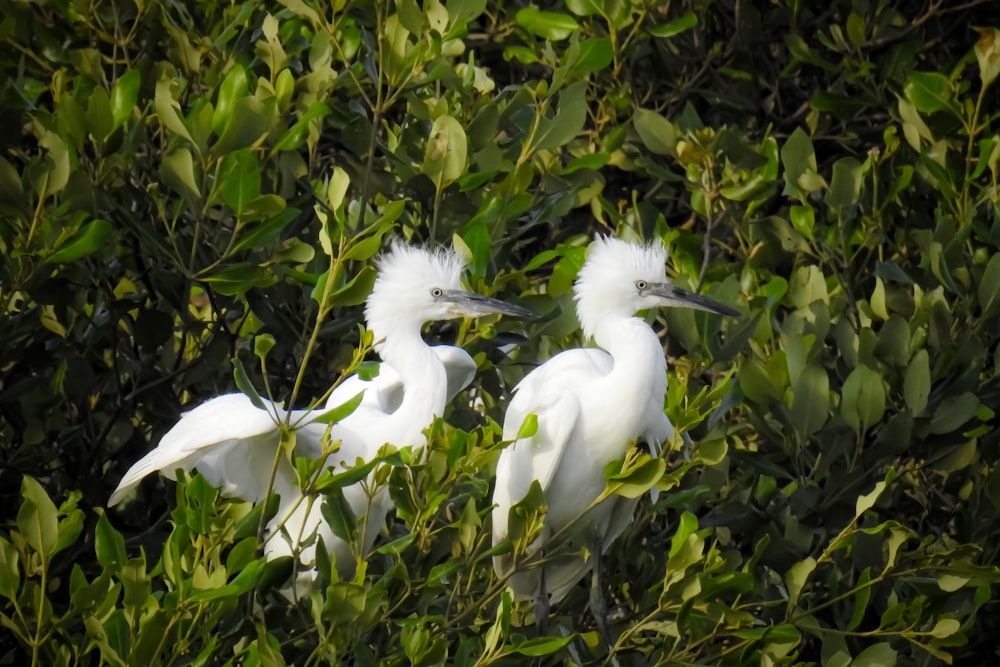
2;0;999;664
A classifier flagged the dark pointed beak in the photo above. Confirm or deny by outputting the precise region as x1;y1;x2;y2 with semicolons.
647;283;740;317
440;290;538;319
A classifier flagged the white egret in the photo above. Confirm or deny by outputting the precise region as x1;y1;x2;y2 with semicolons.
491;235;738;626
110;242;534;590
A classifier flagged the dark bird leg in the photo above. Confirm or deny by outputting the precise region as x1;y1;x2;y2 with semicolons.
590;534;613;651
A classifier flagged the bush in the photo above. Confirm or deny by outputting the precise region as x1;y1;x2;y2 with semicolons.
1;0;999;664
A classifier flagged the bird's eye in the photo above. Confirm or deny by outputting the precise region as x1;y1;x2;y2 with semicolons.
430;288;444;298
635;280;648;291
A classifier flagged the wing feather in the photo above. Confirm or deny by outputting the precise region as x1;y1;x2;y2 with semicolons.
109;393;283;506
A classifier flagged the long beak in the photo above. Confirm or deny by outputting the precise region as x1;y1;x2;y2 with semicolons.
647;283;740;317
440;290;538;319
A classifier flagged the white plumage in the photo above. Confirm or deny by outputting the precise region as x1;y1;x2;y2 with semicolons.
110;242;533;590
492;236;738;604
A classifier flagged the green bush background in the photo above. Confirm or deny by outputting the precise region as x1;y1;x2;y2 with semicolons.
2;0;999;664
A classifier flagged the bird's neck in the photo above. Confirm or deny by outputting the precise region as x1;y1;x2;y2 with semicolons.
377;327;449;428
593;315;668;398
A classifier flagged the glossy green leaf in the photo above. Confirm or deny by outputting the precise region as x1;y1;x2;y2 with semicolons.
535;81;586;151
648;11;697;38
974;28;1000;88
154;78;194;144
312;391;364;425
846;567;872;631
159;146;202;205
232;357;267;409
904;71;958;116
790;364;829;441
841;363;885;432
978;252;1000;317
512;635;575;656
320;487;357;543
572;36;613;74
94;511;127;570
608;456;666;499
0;537;19;600
213;95;276;155
929;392;980;434
110;69;140;129
515;7;578;41
825;157;862;209
785;557;816;608
852;642;896;667
46;219;113;264
18;476;58;560
217;148;261;215
422;114;468;189
515;413;538;439
330;265;377;307
633;108;677;156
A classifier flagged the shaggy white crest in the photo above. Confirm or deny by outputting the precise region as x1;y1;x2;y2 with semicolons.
574;236;669;340
365;241;467;345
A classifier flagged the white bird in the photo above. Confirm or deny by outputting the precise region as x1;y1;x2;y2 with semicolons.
110;242;534;590
491;236;738;616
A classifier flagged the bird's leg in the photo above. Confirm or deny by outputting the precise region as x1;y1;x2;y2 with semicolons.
534;563;550;636
590;533;613;651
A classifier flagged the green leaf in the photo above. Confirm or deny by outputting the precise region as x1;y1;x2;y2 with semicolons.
94;513;128;570
855;470;895;519
535;81;587;151
217;149;261;215
328;165;351;211
461;221;491;277
978;252;1000;318
110;70;140;130
312;391;365;425
154;78;194;145
232;357;267;409
45;219;113;264
0;537;19;600
607;455;666;499
825;157;862;209
904;349;930;415
633;108;677;156
904;71;958;116
930;617;961;638
840;363;885;432
213;95;276;155
781;127;823;195
512;635;575;656
929;392;980;435
515;413;538;439
572;36;613;74
423;114;468;189
515;7;578;41
18;477;59;561
330;265;377;307
846;568;872;631
785;557;816;608
231;205;294;251
648;11;697;39
320;488;357;543
974;28;1000;88
160;146;202;205
851;642;896;667
790;364;829;441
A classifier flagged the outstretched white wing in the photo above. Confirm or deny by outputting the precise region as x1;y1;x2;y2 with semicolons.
108;393;290;506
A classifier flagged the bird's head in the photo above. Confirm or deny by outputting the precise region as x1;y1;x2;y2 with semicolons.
574;236;739;339
365;241;535;343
